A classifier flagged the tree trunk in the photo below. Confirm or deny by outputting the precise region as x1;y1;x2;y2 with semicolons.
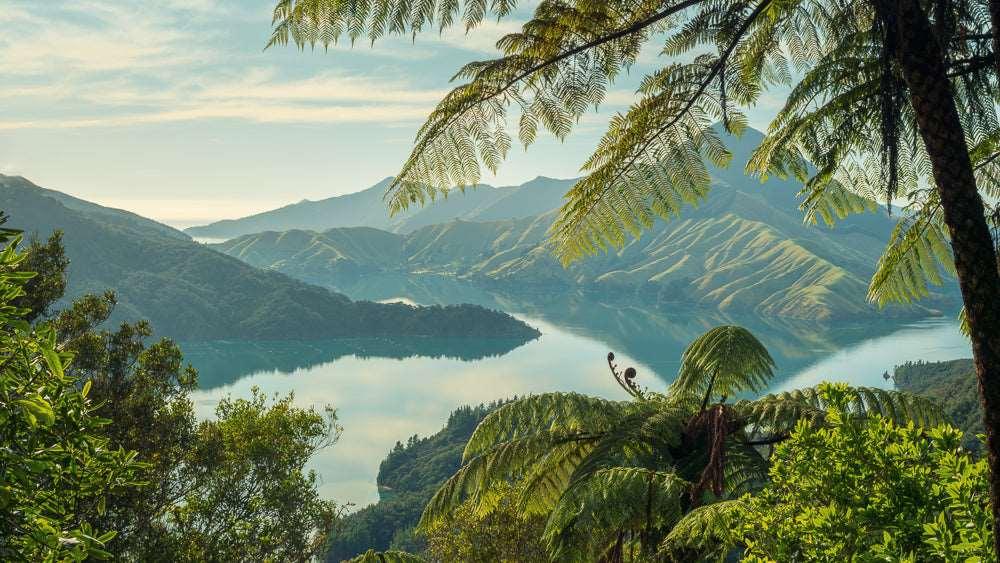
990;0;1000;77
878;0;1000;552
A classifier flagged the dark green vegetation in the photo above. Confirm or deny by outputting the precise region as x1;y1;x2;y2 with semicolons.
327;335;990;562
422;481;548;563
213;130;956;322
0;174;538;341
663;384;992;560
326;403;500;562
414;327;947;560
186;175;574;240
1;221;342;560
0;224;142;560
895;359;983;450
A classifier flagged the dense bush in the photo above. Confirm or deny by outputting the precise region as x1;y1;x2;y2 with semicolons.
0;222;141;560
738;383;992;560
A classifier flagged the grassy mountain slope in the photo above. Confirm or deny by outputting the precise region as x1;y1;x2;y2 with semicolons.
0;175;538;341
185;176;576;240
214;132;956;320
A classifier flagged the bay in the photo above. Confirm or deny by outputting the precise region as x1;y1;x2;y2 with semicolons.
185;283;970;507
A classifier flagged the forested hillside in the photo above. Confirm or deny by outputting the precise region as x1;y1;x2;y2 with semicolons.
326;403;501;561
185;176;575;239
213;132;957;321
894;359;982;449
0;175;538;341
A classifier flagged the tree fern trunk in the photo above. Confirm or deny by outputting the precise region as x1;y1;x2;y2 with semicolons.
879;0;1000;552
990;0;1000;76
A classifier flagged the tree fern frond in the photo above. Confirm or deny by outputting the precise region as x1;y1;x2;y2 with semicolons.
739;385;948;436
545;466;688;561
464;392;627;460
659;499;745;561
347;549;425;563
868;201;956;307
668;325;775;403
798;162;880;226
421;429;601;528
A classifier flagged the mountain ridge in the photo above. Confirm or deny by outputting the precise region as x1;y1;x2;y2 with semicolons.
0;174;539;342
184;175;575;240
210;130;959;321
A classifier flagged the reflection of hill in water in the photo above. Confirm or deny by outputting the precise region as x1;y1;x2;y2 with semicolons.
183;337;534;390
337;275;950;389
184;275;954;393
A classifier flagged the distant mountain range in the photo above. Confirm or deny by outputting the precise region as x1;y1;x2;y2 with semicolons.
184;176;576;239
0;174;538;341
209;129;957;321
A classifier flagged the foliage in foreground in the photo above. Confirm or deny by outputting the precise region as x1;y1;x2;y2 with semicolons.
3;226;343;561
0;221;141;560
894;359;982;451
423;481;548;562
664;383;994;561
419;326;944;560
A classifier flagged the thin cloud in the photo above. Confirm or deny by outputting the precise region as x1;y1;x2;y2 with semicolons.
1;1;216;75
0;102;433;130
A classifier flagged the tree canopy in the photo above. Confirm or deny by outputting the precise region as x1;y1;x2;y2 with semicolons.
663;383;993;561
1;222;343;561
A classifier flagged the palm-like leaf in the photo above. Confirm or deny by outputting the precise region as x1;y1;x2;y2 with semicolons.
419;325;946;559
659;499;746;561
544;467;688;561
668;325;775;404
347;549;425;563
268;0;1000;308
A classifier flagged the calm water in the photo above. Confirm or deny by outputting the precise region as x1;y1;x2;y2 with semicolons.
184;285;970;507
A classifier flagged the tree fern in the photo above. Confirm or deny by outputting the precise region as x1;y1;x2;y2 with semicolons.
346;549;425;563
417;325;948;559
868;201;956;307
269;0;1000;304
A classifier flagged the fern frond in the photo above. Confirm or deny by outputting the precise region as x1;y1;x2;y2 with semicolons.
347;549;425;563
420;429;601;528
868;201;956;307
545;466;688;561
267;0;513;49
738;385;948;436
464;392;628;460
659;499;746;561
668;325;775;402
799;161;880;226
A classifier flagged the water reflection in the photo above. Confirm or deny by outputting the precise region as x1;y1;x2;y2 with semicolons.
184;278;970;507
184;337;535;390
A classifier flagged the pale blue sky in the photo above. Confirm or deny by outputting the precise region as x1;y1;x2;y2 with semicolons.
1;1;784;227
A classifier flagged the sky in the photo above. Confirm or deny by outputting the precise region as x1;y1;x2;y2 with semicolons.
0;1;783;227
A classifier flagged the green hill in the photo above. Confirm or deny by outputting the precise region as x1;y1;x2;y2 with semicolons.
212;131;956;321
893;359;981;450
325;403;501;562
184;176;575;240
0;174;539;342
